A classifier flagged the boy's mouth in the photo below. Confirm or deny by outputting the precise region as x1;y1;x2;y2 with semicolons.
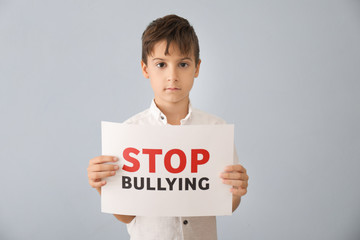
165;87;181;91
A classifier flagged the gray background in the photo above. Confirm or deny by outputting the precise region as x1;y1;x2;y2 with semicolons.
1;0;359;239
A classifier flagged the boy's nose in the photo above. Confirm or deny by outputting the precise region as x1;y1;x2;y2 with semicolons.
167;67;178;82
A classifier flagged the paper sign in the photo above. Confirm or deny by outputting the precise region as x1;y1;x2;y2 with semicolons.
101;121;234;216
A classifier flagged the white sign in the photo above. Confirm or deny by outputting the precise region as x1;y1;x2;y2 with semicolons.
101;121;234;216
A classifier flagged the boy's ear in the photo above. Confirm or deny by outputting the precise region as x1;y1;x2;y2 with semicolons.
141;60;150;79
194;59;201;78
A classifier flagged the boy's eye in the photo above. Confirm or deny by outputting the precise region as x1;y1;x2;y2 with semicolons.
156;62;166;68
179;62;189;68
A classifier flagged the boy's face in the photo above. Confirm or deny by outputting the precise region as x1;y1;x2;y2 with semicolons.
141;40;201;107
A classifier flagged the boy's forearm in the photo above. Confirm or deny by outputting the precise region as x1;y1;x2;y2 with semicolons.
113;214;136;224
96;187;136;224
232;195;241;212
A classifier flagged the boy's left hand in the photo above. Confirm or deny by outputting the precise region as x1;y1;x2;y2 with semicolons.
220;164;249;197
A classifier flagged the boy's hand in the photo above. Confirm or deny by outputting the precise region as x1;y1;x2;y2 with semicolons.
87;156;119;191
220;164;249;197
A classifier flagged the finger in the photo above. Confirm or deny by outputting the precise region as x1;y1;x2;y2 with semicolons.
89;179;106;188
221;172;248;181
224;164;247;173
220;172;241;180
88;171;116;180
89;156;118;165
88;163;119;172
230;187;247;197
222;179;248;188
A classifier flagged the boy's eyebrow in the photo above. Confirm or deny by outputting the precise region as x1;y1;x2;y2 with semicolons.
180;57;193;61
151;58;165;61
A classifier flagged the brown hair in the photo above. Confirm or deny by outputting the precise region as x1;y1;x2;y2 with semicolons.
141;14;200;65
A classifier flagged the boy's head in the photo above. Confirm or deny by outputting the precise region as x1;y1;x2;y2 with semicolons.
141;14;200;66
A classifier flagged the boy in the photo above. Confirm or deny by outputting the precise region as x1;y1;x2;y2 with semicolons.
87;14;249;240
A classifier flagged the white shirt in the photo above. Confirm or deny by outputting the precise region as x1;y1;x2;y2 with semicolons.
124;100;238;240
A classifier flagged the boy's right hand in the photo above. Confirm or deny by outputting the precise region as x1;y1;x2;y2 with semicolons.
87;156;119;192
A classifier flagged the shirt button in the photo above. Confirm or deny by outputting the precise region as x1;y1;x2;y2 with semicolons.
183;220;188;225
160;116;164;120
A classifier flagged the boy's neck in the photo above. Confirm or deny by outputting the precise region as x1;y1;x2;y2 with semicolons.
154;98;190;125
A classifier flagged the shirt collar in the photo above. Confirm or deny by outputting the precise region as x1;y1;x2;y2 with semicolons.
149;99;193;125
